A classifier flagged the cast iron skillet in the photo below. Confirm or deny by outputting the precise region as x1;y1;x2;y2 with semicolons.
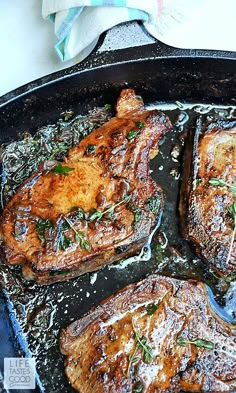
0;35;235;393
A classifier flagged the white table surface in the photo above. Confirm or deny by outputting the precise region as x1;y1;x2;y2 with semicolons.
1;0;235;98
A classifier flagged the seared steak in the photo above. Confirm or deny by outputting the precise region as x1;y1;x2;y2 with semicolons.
0;89;171;284
60;275;236;393
180;118;236;276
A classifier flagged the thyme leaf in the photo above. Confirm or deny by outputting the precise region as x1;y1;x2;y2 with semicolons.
128;204;143;230
127;131;138;141
209;178;236;194
37;234;45;244
146;195;161;214
64;217;90;251
59;233;73;250
89;209;103;221
70;206;86;220
36;218;53;233
146;302;159;315
89;195;131;222
52;164;74;176
136;121;145;129
177;335;214;350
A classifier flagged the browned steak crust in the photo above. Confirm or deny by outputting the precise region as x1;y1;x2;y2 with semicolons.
180;118;236;277
0;89;172;284
60;275;236;393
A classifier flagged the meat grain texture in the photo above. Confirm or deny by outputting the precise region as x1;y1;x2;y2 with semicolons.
60;275;236;392
180;118;236;276
0;89;172;284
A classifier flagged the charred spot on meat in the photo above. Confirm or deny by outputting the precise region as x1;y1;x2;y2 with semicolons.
0;89;172;284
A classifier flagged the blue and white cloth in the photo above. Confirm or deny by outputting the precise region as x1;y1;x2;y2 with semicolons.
42;0;188;62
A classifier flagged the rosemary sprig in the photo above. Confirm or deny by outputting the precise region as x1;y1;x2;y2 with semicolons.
176;335;214;350
89;195;131;221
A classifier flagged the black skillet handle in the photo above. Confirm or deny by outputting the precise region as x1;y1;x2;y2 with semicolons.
0;21;235;107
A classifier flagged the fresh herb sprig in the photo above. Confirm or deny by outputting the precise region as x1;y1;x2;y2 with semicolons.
36;218;53;244
127;318;154;377
176;335;214;350
89;195;131;221
52;164;74;176
146;302;159;315
209;178;236;194
127;131;138;141
64;217;90;250
209;177;236;264
136;121;145;129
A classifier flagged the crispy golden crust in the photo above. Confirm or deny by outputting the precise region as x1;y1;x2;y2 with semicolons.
0;89;172;284
60;275;236;393
180;119;236;276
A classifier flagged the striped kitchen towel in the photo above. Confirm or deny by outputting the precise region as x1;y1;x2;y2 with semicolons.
42;0;200;62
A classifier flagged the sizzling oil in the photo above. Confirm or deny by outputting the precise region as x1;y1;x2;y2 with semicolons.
0;101;235;392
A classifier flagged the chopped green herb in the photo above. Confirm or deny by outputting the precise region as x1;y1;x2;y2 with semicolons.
70;207;86;220
36;218;53;233
37;234;45;244
86;144;96;154
196;178;202;185
209;178;236;194
59;233;73;250
133;382;143;393
176;335;214;350
127;131;138;141
228;201;236;218
104;104;112;109
127;318;154;378
81;237;90;251
52;164;74;176
146;195;161;214
63;217;90;251
136;121;145;129
128;204;143;230
89;209;103;221
209;178;236;264
90;196;131;222
146;302;159;315
61;220;71;231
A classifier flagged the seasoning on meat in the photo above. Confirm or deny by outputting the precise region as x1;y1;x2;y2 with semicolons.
0;89;172;284
60;275;236;393
179;118;236;276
